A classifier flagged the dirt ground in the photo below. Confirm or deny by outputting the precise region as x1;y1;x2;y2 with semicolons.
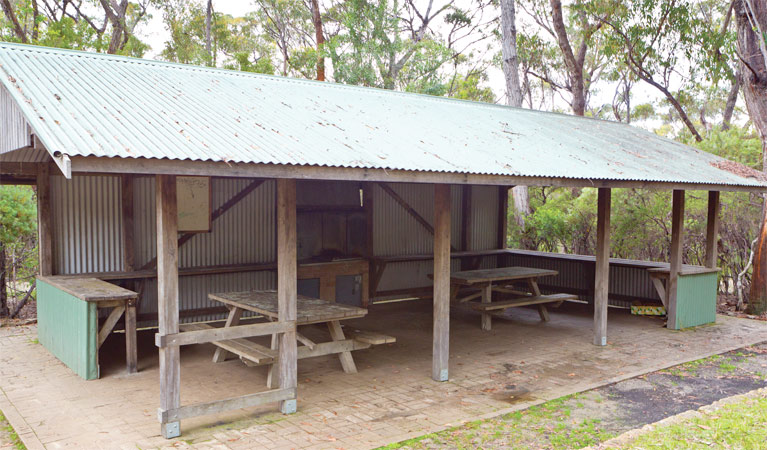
389;342;767;449
718;293;767;321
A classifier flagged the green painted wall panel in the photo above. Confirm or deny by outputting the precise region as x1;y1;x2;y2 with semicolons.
37;279;99;379
673;272;718;329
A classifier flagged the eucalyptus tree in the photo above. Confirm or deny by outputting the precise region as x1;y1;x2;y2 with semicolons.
597;0;739;141
0;0;149;55
326;0;494;93
735;0;767;315
159;0;276;74
516;0;609;116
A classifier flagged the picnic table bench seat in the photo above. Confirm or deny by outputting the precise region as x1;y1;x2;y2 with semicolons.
198;290;395;384
469;293;577;311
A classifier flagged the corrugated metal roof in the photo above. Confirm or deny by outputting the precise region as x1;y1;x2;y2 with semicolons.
0;42;763;188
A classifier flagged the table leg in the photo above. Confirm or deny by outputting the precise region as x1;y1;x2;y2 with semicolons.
528;279;550;322
450;283;460;304
266;333;279;388
212;306;243;363
481;282;492;331
327;320;357;373
125;299;137;374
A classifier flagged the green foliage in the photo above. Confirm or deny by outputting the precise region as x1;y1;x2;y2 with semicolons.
0;0;150;56
0;186;36;246
160;0;276;74
508;124;762;288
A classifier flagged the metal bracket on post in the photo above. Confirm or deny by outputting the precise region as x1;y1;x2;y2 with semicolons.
281;399;297;414
161;421;180;439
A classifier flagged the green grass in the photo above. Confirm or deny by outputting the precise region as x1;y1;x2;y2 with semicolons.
377;394;616;449
615;393;767;449
0;411;26;450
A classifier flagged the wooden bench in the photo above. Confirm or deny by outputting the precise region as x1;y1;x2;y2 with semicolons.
202;291;395;385
180;322;394;372
470;293;577;311
447;267;571;330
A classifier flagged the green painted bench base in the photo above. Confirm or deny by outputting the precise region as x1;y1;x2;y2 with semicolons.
671;271;718;330
37;279;99;379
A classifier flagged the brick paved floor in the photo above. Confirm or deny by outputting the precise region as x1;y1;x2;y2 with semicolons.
3;302;767;450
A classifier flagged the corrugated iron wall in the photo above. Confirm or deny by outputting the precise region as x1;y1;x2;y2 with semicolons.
50;175;277;324
373;183;498;293
52;175;123;274
469;185;499;269
133;177;277;323
504;251;661;307
0;84;31;154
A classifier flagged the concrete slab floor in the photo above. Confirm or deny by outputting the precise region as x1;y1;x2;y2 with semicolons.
2;301;767;449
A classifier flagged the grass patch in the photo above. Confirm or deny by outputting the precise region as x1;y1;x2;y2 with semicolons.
718;362;738;374
0;411;26;450
614;392;767;449
377;394;616;449
662;354;722;377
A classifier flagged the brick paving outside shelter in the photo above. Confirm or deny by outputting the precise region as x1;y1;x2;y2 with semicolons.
3;301;767;450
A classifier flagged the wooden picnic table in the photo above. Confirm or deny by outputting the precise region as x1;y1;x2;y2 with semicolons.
188;291;394;386
448;267;577;331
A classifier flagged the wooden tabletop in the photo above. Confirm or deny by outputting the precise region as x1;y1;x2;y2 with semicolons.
448;266;558;285
37;276;138;302
209;290;368;325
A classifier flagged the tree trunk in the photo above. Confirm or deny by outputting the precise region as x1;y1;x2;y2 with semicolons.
0;244;7;317
550;0;585;116
310;0;325;81
205;0;213;66
1;0;28;43
722;69;741;130
500;0;532;239
736;0;767;315
500;0;523;107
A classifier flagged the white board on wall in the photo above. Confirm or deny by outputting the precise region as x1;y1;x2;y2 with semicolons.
177;176;211;232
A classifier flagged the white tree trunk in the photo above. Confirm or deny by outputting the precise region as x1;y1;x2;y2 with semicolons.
500;0;531;231
501;0;523;108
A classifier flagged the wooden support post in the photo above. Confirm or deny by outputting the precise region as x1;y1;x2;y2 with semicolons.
461;185;472;252
668;190;685;330
364;182;375;303
156;175;181;438
432;184;451;382
498;186;509;250
593;188;611;346
125;299;137;373
122;174;135;272
277;178;298;414
37;165;53;276
705;191;720;269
